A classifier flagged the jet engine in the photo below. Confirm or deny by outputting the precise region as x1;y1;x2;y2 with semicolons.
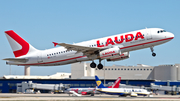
99;47;121;59
106;52;130;61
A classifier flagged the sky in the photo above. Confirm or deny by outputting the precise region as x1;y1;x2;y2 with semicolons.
0;0;179;76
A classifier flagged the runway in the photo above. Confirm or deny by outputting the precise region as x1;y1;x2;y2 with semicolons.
0;93;180;101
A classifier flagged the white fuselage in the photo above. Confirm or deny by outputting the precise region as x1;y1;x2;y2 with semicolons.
7;28;174;66
96;88;151;96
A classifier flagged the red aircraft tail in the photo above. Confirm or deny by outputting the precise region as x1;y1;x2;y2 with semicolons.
108;77;121;88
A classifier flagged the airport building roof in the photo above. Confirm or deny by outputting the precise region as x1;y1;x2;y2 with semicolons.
3;72;71;79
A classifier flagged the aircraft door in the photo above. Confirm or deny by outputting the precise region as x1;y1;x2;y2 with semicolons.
37;52;43;63
146;29;152;40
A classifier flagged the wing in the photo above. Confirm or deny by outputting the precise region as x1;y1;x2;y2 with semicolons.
53;42;104;55
3;58;28;63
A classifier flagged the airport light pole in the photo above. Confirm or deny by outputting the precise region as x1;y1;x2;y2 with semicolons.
104;60;105;85
9;65;11;75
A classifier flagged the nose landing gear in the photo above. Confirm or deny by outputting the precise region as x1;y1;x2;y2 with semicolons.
150;46;156;57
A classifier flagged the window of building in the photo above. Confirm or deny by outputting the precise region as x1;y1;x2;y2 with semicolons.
144;69;146;70
134;69;136;70
70;84;74;87
74;84;79;87
150;69;152;70
80;84;85;87
86;84;91;87
131;69;133;70
137;69;139;70
0;83;3;86
140;69;142;70
105;68;107;70
124;68;126;70
112;68;113;70
8;83;16;87
147;69;149;70
127;68;129;70
121;68;123;70
92;84;96;87
115;68;116;70
108;68;110;70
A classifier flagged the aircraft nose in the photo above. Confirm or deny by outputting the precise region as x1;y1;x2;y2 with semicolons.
168;32;174;39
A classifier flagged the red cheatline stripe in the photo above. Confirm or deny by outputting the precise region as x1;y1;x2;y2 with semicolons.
100;54;118;58
120;37;174;49
20;56;86;65
18;37;173;66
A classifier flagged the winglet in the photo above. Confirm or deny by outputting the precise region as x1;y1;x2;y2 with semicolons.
52;42;58;47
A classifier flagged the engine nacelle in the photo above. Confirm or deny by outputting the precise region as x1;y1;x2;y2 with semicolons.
99;47;121;59
107;52;130;61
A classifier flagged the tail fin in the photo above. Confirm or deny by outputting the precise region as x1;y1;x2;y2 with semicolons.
108;77;121;88
5;30;38;58
95;75;107;88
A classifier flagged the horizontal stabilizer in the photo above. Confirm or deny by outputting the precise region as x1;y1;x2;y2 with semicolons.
3;58;28;63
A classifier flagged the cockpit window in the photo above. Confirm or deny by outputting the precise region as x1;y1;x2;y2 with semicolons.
157;30;166;33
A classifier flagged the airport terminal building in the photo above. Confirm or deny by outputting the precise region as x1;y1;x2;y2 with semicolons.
0;63;180;93
71;63;180;81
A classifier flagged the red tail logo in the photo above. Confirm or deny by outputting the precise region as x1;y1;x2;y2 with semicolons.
108;77;121;88
5;30;30;57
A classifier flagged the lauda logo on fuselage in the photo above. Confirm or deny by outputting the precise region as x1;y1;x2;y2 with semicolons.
97;32;144;47
102;51;115;55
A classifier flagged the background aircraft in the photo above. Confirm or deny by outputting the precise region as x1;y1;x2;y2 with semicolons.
65;77;121;96
95;75;151;97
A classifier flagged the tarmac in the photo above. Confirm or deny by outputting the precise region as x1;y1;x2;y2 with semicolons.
0;93;180;101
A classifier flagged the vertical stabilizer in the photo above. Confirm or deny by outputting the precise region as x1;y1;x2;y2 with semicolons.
95;75;107;88
5;30;38;57
108;77;121;88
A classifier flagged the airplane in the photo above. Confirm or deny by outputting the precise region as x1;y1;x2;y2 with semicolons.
3;28;174;69
95;75;151;97
65;77;121;96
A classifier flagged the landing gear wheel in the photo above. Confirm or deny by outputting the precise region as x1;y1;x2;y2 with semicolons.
90;62;96;68
152;53;156;57
97;63;103;69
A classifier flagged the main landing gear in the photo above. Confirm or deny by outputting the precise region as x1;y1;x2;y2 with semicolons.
150;46;156;57
90;59;103;69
